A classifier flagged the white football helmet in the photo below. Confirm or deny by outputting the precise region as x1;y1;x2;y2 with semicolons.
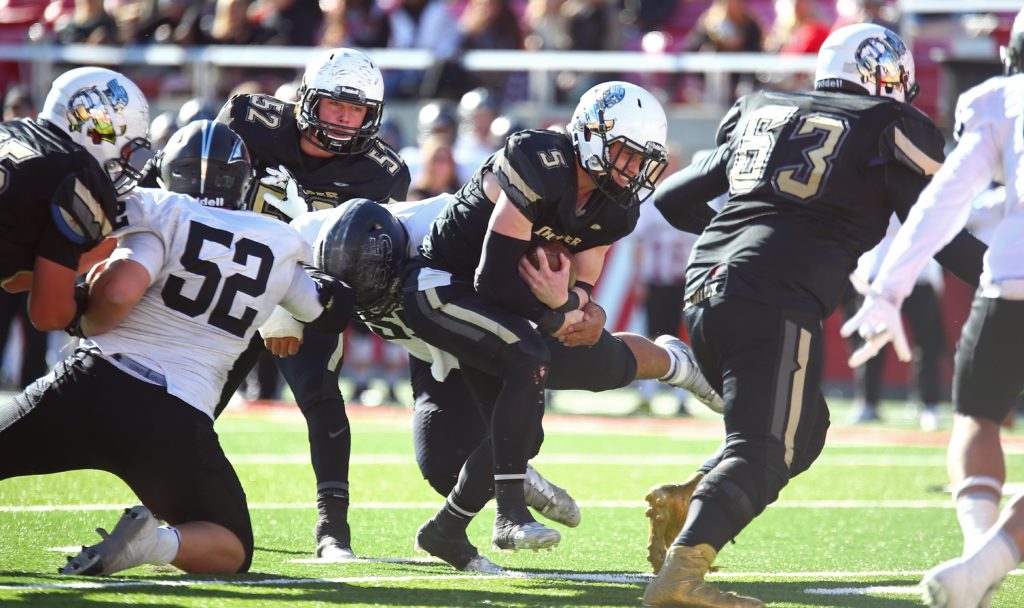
814;23;918;103
39;66;151;195
296;47;385;155
1001;9;1024;75
567;81;668;209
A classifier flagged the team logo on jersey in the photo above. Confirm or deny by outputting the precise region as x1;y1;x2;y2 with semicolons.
575;83;626;135
65;79;129;145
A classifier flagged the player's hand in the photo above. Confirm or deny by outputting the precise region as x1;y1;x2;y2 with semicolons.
265;336;302;357
261;165;310;219
840;293;911;367
552;309;585;339
518;251;572;309
557;301;605;347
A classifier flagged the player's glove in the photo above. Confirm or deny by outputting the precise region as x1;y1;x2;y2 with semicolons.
64;281;90;339
840;291;911;367
261;165;310;219
302;265;355;334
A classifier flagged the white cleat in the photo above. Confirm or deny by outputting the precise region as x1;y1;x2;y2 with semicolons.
656;335;723;414
59;506;159;576
492;521;561;552
524;464;581;527
464;555;505;574
922;557;991;608
316;540;358;562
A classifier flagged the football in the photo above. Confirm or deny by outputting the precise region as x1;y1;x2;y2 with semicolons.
526;241;577;288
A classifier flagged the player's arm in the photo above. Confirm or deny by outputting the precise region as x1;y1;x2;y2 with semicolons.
653;144;730;234
77;232;162;337
876;125;995;302
4;238;117;296
554;246;609;346
477;196;578;334
278;263;355;334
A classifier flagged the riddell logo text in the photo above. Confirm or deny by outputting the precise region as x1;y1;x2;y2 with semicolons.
198;197;226;207
534;226;582;247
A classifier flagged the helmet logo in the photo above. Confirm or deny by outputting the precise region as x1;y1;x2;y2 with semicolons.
854;31;908;93
574;83;626;135
65;78;129;145
364;233;394;288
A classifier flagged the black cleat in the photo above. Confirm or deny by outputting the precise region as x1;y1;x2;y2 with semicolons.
415;519;503;573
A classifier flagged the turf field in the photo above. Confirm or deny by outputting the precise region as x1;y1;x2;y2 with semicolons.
2;395;1023;607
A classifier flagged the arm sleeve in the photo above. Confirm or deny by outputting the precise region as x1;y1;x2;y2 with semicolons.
108;232;164;284
36;223;83;271
653;143;730;234
873;126;997;300
278;263;325;322
474;231;564;331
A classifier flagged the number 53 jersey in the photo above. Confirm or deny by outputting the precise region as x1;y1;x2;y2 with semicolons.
85;187;321;418
686;89;945;316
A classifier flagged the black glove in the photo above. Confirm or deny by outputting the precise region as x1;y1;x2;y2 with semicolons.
64;281;90;339
302;265;355;334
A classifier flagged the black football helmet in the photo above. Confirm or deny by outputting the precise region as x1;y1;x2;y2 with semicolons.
155;120;254;210
314;198;409;322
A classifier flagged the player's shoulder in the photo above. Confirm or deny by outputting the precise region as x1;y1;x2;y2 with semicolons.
876;99;944;176
217;93;297;145
494;129;574;199
954;74;1023;138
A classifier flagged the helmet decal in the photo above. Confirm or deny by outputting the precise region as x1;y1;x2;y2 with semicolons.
854;30;909;94
65;79;130;146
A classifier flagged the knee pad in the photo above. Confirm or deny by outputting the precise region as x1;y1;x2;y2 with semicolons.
693;455;788;529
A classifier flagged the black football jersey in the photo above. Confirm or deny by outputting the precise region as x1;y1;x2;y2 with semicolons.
420;129;640;280
217;93;410;220
0;118;118;280
672;90;947;315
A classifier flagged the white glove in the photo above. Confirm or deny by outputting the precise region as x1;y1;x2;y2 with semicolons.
259;305;304;340
260;165;309;219
839;293;911;367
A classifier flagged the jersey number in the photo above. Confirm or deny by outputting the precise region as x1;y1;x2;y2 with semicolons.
730;105;849;201
245;96;286;130
0;135;42;195
162;221;274;337
367;144;403;176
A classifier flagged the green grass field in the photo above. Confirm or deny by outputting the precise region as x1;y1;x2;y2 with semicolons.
2;396;1023;607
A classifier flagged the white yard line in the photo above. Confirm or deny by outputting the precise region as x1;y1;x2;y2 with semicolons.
227;453;957;466
3;569;1021;592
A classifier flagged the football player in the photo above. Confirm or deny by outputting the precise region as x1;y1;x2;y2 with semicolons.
398;81;675;556
842;10;1024;607
0;66;150;331
642;24;987;607
215;47;410;560
0;120;353;576
261;194;722;572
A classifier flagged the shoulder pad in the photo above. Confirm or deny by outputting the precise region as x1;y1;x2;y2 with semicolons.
954;75;1013;141
880;107;945;176
716;97;746;145
493;131;570;212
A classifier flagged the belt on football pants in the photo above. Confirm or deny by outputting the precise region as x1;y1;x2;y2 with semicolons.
110;353;167;387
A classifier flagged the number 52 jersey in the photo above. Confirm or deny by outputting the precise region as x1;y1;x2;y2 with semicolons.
85;187;320;418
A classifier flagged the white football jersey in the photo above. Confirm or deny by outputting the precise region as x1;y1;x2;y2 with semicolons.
873;74;1024;300
291;195;453;368
85;188;320;418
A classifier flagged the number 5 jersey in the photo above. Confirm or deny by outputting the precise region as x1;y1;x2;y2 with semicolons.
84;187;324;418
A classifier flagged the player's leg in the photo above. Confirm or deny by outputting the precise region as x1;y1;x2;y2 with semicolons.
48;353;251;576
923;492;1024;608
274;324;353;559
645;298;826;607
947;297;1024;557
904;283;945;430
403;281;559;552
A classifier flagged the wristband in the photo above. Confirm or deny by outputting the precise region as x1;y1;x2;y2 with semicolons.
536;310;565;334
553;291;580;313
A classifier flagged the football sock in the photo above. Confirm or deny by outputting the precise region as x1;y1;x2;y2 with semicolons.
304;400;350;486
961;529;1020;595
958;491;1000;554
149;526;180;566
658;349;679;382
494;477;532;524
436;500;474;535
674;497;735;553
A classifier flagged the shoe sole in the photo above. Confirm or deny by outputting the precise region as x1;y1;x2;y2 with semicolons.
921;575;949;608
59;506;155;576
492;529;561;552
